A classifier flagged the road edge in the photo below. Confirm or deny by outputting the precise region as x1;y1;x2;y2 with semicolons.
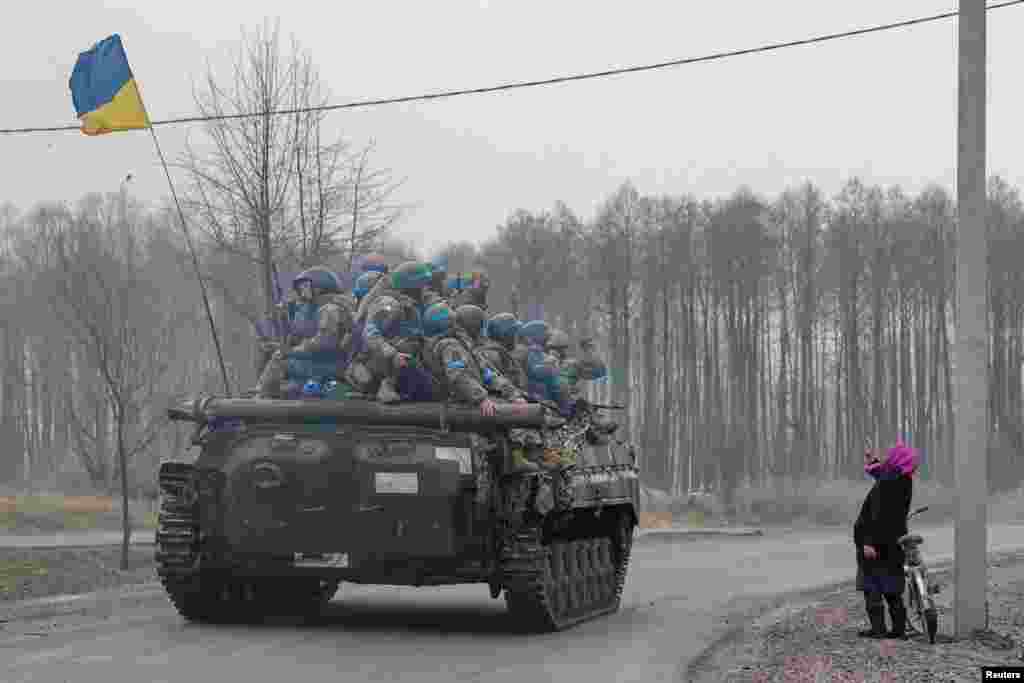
0;525;763;551
680;546;1024;682
0;525;762;619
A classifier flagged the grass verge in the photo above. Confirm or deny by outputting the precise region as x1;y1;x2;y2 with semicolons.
0;545;156;603
0;493;158;535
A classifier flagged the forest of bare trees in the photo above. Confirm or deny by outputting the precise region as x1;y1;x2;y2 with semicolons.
5;173;1024;509
443;176;1024;505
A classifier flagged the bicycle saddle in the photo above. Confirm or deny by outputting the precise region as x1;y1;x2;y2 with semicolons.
898;533;923;546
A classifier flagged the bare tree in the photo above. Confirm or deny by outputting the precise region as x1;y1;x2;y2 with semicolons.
43;198;177;568
176;20;407;326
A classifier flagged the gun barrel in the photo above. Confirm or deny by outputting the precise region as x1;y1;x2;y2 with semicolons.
167;394;546;431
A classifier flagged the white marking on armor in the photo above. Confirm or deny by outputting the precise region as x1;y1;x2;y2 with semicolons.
375;472;419;494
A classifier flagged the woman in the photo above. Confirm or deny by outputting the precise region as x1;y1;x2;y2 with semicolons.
854;440;919;639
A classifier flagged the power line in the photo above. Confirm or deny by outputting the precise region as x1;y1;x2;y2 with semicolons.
3;0;1023;135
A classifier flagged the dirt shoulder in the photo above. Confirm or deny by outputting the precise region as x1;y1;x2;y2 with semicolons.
0;545;157;604
688;549;1024;682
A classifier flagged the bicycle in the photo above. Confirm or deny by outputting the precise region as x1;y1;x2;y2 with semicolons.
899;505;940;643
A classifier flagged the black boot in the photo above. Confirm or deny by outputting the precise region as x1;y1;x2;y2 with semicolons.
858;596;887;638
884;593;908;639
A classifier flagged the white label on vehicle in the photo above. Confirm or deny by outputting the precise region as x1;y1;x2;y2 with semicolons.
375;472;418;494
434;447;472;474
293;552;348;568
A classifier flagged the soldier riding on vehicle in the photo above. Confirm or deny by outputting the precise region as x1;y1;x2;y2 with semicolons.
256;266;355;399
353;271;382;308
347;261;432;403
479;312;524;389
448;270;490;311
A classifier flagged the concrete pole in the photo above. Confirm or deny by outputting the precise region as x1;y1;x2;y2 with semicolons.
954;0;989;637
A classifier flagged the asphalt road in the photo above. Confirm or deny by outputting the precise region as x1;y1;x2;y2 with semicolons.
3;522;1024;683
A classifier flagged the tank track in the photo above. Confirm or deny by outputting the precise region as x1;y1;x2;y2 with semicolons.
156;462;338;623
500;513;633;632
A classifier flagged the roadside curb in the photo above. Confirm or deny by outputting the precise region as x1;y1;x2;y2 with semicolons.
0;582;164;622
635;527;764;544
0;531;156;549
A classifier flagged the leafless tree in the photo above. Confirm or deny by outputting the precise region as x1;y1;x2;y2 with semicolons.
175;20;408;326
40;197;177;567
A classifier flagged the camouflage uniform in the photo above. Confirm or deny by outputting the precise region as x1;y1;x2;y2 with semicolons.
346;261;432;403
545;329;607;403
429;309;537;481
257;268;356;399
546;331;618;450
514;320;578;468
453;305;525;403
447;270;490;311
253;286;320;378
354;268;396;323
423;256;449;307
479;313;524;389
353;271;383;309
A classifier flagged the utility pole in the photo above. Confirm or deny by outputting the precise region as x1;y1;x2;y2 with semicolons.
954;0;989;637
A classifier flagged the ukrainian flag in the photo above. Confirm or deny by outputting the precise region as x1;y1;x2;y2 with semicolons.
69;34;150;135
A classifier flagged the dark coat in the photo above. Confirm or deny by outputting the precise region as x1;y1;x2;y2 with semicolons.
853;471;913;593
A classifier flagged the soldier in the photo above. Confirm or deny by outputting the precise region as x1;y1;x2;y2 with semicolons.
516;320;567;407
353;271;382;308
256;266;356;399
424;304;549;476
546;331;617;441
358;252;389;275
546;329;608;404
347;261;432;403
253;271;320;379
479;312;524;389
424;256;449;306
448;269;490;311
506;318;578;470
453;305;524;403
418;301;456;400
351;253;394;322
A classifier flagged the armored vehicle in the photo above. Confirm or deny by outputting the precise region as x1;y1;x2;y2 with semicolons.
160;395;639;632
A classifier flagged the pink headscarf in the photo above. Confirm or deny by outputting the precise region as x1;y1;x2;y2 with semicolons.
884;440;920;476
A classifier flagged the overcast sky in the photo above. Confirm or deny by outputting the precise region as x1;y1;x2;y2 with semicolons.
2;1;1020;258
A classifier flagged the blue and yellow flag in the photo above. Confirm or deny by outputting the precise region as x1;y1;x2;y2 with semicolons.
69;34;150;135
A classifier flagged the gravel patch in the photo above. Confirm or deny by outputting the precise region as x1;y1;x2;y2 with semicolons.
0;545;157;603
692;551;1024;682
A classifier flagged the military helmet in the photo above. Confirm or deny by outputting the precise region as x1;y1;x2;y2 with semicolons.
546;328;570;351
360;253;389;274
423;302;453;337
518;319;549;347
454;304;487;338
446;274;464;293
353;271;381;300
428;256;448;295
486;312;520;341
428;255;448;275
451;270;490;310
390;261;433;292
293;266;343;295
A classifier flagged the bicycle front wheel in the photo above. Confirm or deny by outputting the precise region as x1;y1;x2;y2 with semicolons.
904;575;921;633
925;606;938;643
908;570;930;639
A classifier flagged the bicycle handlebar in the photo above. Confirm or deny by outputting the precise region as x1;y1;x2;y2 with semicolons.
907;505;929;520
